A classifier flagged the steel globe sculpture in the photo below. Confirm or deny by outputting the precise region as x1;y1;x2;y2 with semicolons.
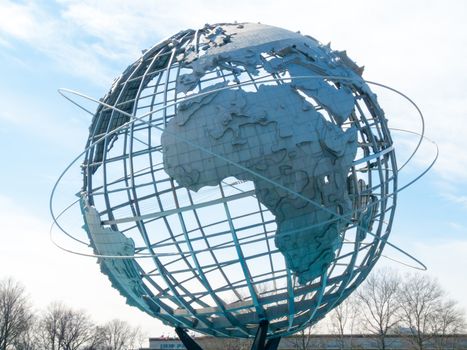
51;22;434;349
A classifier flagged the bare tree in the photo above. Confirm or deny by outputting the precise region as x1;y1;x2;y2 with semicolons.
431;299;466;350
328;294;361;349
290;327;313;350
0;278;34;350
433;299;465;335
398;273;465;350
84;326;106;350
287;324;328;350
98;319;143;350
220;337;251;350
38;303;94;350
12;315;39;350
356;268;401;350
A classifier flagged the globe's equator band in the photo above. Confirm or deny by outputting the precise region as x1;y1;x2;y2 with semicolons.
51;201;426;267
51;23;436;340
98;142;396;226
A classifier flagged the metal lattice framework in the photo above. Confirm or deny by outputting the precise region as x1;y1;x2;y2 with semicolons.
50;23;435;339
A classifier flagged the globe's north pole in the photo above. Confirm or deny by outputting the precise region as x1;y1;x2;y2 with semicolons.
79;23;397;338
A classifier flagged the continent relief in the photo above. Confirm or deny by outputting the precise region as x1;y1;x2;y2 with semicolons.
162;83;357;284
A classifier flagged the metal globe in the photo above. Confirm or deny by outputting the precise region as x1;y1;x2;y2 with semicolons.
78;23;397;339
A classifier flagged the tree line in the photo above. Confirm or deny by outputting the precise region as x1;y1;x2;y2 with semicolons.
2;269;465;350
0;278;144;350
296;268;466;350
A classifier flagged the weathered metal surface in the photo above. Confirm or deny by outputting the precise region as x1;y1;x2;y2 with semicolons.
79;23;398;339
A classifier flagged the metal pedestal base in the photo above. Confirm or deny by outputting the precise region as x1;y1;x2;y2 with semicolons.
175;327;203;350
175;321;281;350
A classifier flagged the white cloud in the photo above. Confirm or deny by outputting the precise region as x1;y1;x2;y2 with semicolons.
448;221;466;232
0;1;42;41
9;0;465;185
0;85;89;153
441;192;467;211
412;240;467;311
0;0;118;85
0;35;12;48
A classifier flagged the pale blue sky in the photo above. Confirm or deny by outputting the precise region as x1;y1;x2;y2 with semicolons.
0;0;466;336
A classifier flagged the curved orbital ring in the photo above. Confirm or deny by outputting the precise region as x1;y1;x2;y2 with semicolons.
50;75;437;271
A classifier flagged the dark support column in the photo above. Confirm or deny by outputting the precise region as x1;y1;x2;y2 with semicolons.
175;321;280;350
250;320;269;350
175;327;203;350
264;337;281;350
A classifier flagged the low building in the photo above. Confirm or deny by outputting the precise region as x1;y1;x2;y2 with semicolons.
146;334;467;350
